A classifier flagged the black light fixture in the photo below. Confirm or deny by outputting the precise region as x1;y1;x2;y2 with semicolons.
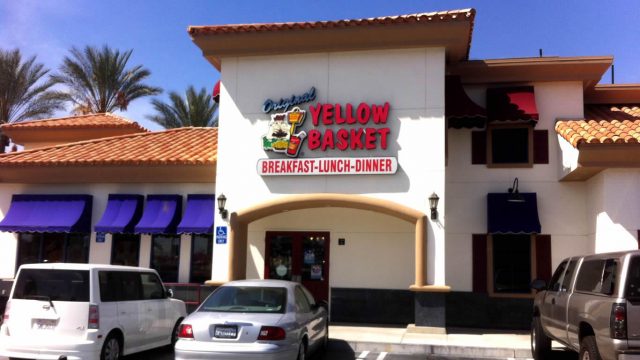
217;193;228;219
429;192;439;220
508;178;525;203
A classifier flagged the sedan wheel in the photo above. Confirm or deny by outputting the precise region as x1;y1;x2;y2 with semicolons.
101;335;121;360
297;341;307;360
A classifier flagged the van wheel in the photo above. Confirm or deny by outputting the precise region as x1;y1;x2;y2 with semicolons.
580;336;602;360
296;340;307;360
531;316;551;360
101;334;122;360
171;318;183;347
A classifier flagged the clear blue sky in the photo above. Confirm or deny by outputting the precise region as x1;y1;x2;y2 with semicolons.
2;0;639;130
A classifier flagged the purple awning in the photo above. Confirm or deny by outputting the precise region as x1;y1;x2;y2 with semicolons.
487;193;541;234
134;195;182;234
0;194;93;233
95;194;144;233
177;194;214;234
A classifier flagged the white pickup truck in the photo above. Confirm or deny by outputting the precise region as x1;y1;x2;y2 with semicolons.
531;250;640;360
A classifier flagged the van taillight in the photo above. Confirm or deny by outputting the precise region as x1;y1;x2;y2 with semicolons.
610;303;627;339
258;326;286;341
88;304;99;330
178;324;194;339
2;301;9;322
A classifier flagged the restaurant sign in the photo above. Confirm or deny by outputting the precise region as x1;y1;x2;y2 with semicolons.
259;87;397;176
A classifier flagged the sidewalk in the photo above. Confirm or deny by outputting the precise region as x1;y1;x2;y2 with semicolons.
329;325;535;359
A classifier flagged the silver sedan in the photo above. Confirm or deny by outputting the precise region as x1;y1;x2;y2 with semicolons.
174;279;328;360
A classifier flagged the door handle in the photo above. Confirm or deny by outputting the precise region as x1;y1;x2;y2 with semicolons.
551;298;556;305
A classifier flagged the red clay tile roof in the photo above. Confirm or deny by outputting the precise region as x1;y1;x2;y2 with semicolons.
555;105;640;148
1;113;148;132
0;127;217;166
188;9;475;36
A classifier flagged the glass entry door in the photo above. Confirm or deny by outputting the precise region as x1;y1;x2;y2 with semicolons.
265;231;329;303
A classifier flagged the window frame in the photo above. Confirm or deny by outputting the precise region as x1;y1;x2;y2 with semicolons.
190;234;213;284
150;234;181;283
110;233;141;267
486;234;537;298
16;232;90;271
486;123;534;168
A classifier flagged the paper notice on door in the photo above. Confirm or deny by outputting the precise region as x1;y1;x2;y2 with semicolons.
310;264;322;280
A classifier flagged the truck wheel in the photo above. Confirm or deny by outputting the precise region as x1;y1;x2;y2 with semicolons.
579;335;602;360
531;316;551;360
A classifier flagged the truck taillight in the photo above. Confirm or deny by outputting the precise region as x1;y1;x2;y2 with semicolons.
2;301;9;322
610;303;627;339
88;304;99;330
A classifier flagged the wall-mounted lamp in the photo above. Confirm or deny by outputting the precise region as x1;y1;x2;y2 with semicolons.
429;192;439;220
507;178;525;203
217;193;228;220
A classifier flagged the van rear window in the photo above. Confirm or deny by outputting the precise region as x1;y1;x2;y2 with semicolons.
13;269;89;302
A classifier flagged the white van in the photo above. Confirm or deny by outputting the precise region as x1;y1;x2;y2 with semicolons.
0;263;186;360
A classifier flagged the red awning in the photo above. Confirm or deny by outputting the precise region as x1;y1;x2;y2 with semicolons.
212;80;220;103
487;87;538;123
446;76;487;129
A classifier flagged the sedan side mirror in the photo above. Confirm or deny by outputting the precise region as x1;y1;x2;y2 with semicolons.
166;289;174;298
530;279;547;292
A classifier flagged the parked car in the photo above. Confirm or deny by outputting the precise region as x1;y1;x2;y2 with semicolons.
0;263;187;360
531;250;640;360
174;279;328;360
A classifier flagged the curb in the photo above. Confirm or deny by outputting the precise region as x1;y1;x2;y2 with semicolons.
328;339;533;359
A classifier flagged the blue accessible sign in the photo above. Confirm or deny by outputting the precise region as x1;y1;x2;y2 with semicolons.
216;226;228;244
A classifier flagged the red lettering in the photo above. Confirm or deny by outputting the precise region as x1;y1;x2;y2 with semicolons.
309;104;322;126
372;102;390;124
335;103;346;124
321;129;335;151
345;103;356;124
336;129;349;151
378;128;390;150
322;104;334;125
365;128;377;150
307;129;321;150
268;161;275;173
357;103;370;124
386;158;392;172
350;129;364;149
262;161;268;174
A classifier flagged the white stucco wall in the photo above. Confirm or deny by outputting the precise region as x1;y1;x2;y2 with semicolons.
246;208;414;290
445;81;589;291
0;183;214;281
213;48;447;287
587;169;640;253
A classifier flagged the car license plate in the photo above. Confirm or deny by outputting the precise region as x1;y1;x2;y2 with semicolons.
33;319;56;330
214;325;238;339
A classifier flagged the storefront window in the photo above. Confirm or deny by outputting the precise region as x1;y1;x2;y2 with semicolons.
151;234;180;282
16;233;89;269
111;233;140;266
190;234;213;284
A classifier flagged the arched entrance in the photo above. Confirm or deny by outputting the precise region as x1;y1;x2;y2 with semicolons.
225;193;448;292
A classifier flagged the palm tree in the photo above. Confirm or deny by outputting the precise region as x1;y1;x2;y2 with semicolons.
147;86;218;128
0;49;65;153
52;45;161;114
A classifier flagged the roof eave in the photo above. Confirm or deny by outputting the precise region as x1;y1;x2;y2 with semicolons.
448;56;613;88
585;84;640;104
190;11;475;71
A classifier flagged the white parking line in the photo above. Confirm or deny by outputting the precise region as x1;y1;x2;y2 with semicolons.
357;350;370;359
376;352;388;360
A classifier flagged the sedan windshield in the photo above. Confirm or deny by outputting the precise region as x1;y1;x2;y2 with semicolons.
200;286;287;313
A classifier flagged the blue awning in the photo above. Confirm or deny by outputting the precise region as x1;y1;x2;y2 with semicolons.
177;194;214;234
0;194;93;233
134;195;182;234
95;194;144;233
487;193;541;234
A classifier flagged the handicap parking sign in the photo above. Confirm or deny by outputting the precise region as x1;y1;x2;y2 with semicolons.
216;226;227;244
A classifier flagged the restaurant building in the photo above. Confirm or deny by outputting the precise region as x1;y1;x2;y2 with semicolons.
1;8;640;330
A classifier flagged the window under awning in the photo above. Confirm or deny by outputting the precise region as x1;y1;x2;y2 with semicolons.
487;193;541;234
95;194;144;234
487;87;539;124
177;194;214;234
0;194;93;233
134;195;183;234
